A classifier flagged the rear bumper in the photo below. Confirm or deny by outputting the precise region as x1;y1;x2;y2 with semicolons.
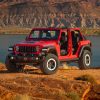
8;54;42;64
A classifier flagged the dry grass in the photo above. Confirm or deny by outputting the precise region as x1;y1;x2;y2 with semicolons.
81;28;100;35
0;27;31;34
55;91;80;100
75;74;97;84
66;92;80;100
11;94;32;100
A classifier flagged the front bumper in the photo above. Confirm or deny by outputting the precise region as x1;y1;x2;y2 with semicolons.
8;53;42;64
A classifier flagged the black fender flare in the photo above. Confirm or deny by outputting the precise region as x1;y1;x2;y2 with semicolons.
79;45;92;58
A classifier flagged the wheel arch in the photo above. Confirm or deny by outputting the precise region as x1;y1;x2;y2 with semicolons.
49;48;58;56
79;45;92;58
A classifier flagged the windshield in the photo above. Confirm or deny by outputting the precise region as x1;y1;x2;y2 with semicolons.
29;29;60;40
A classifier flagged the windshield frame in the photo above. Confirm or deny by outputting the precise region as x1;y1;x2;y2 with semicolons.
28;29;60;40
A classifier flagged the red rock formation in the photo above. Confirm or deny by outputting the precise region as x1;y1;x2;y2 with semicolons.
0;0;100;28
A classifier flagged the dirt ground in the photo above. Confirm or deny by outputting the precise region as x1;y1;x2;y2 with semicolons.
0;63;100;100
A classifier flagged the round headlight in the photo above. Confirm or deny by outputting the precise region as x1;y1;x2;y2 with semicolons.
16;46;19;51
8;47;13;51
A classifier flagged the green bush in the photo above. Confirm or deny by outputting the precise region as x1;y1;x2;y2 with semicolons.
66;92;80;100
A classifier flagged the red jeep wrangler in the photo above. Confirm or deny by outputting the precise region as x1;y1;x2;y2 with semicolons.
5;28;92;75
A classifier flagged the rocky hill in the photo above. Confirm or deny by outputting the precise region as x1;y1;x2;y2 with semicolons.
0;0;100;28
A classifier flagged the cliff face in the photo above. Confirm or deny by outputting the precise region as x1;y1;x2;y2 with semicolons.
0;0;100;28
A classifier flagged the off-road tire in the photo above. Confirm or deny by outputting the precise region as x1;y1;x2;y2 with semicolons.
79;50;91;70
41;54;59;75
5;56;24;72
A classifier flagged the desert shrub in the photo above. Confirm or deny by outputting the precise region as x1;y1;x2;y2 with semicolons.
75;74;97;84
55;91;80;100
55;92;68;100
66;92;80;100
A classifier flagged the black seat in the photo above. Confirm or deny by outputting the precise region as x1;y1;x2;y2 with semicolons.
72;31;78;54
60;32;68;55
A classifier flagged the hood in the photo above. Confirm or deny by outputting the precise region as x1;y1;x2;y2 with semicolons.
16;40;57;47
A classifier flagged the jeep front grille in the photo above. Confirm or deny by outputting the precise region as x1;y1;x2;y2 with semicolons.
18;46;36;53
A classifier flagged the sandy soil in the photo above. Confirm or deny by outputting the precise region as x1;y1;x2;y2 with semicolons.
0;64;100;84
0;63;100;100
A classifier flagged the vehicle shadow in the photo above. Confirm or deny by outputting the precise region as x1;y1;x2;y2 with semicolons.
0;66;99;75
23;68;43;75
0;70;10;74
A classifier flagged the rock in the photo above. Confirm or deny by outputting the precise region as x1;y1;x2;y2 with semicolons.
93;84;100;94
0;63;5;70
59;63;69;70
